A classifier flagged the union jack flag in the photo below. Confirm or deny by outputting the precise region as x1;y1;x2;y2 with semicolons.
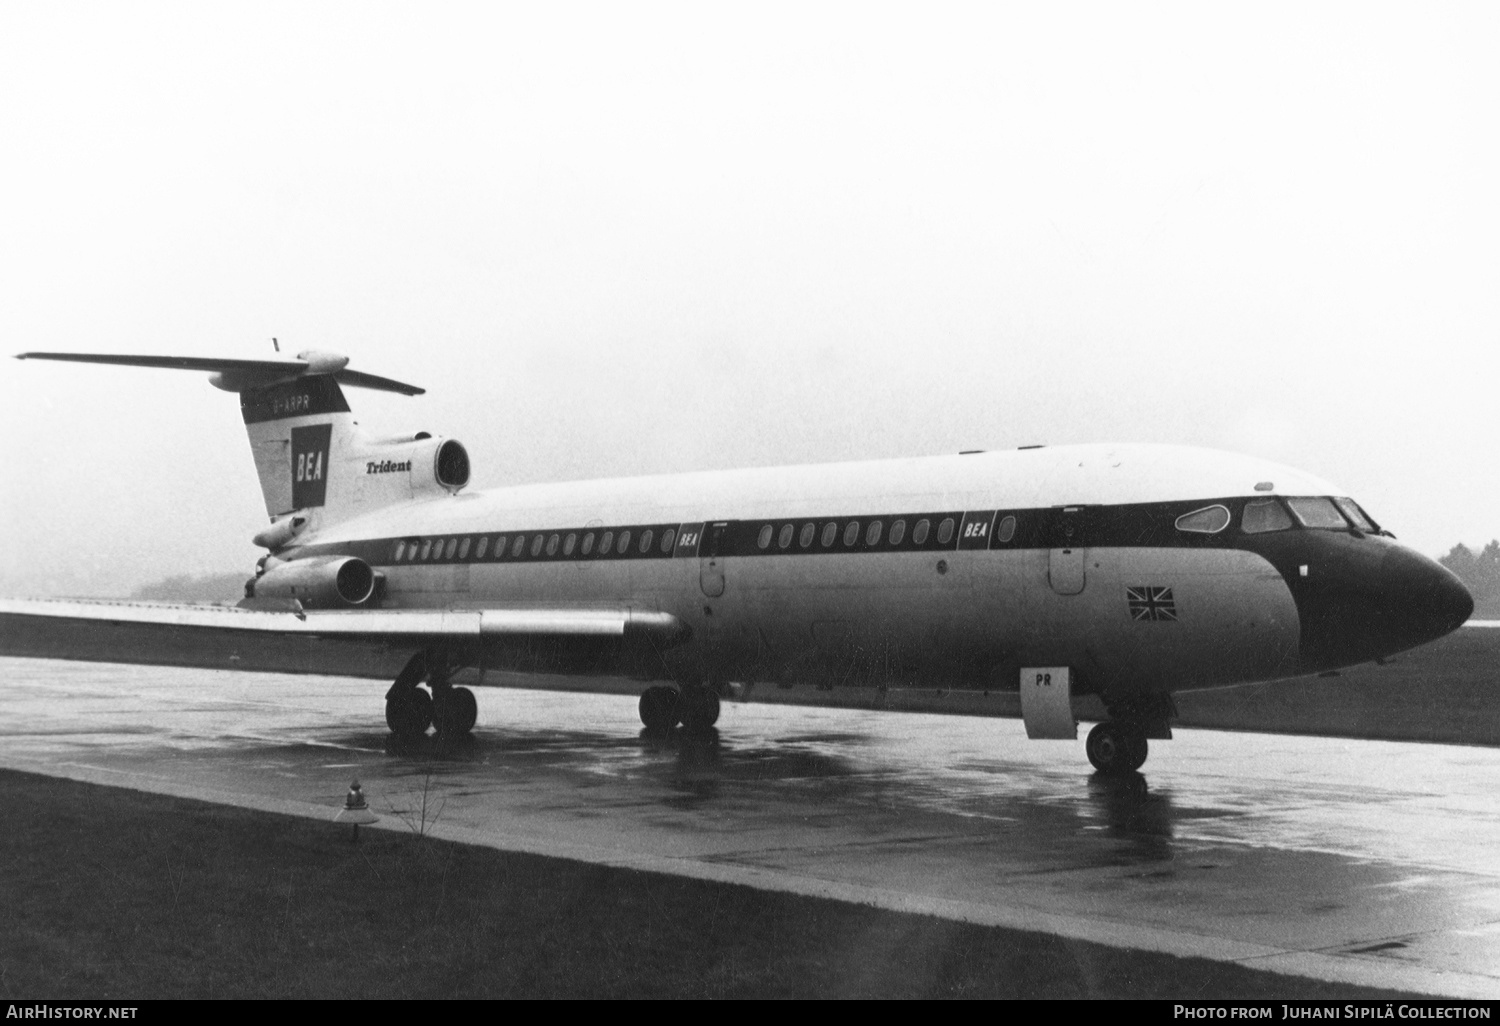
1127;586;1177;622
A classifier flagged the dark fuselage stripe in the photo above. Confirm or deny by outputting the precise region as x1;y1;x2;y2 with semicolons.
285;495;1352;568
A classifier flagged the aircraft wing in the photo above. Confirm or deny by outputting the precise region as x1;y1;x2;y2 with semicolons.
0;598;688;682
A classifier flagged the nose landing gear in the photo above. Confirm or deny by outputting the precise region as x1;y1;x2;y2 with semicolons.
1085;722;1148;774
1085;694;1175;774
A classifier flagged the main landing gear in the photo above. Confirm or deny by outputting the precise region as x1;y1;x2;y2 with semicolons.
638;684;721;734
385;651;477;741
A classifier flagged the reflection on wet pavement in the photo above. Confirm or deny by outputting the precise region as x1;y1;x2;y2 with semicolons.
2;657;1498;997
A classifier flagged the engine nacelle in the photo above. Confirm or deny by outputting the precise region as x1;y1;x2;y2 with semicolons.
249;556;377;608
418;436;470;493
352;433;470;499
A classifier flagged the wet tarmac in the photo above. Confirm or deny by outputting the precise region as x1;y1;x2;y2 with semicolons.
2;656;1498;998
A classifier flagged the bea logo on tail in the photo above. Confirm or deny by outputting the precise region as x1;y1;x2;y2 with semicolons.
291;424;333;508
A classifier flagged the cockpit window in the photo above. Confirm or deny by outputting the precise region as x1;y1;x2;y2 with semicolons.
1175;505;1231;534
1241;497;1293;534
1285;497;1348;530
1333;498;1376;532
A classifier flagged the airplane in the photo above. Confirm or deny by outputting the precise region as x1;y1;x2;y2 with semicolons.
0;349;1474;774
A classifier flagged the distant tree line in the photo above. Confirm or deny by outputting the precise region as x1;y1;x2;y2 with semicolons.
131;572;249;604
1440;541;1500;617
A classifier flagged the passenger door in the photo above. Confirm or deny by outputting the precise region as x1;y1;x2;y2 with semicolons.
699;521;728;598
1044;507;1087;596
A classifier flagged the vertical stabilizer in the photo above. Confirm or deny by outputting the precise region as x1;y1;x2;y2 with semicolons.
13;350;447;540
242;376;355;519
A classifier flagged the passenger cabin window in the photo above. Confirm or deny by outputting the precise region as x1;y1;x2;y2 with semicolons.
866;521;882;546
546;533;559;556
913;519;931;545
511;535;525;557
1334;498;1376;532
600;531;614;555
799;523;815;548
582;532;595;555
996;515;1017;543
394;541;406;561
1285;497;1347;530
777;524;793;549
937;518;956;545
661;528;676;553
890;519;906;545
1175;505;1231;535
618;529;632;553
445;539;458;559
530;535;545;557
458;537;471;559
492;536;505;558
821;522;838;547
476;537;488;559
844;522;860;546
640;529;654;553
758;525;773;550
564;533;576;556
1241;498;1293;534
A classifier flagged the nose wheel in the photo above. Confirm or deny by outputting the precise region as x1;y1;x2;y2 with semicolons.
1085;722;1149;774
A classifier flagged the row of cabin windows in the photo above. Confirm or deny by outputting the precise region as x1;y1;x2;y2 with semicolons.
384;499;1379;564
391;527;678;564
752;515;1020;552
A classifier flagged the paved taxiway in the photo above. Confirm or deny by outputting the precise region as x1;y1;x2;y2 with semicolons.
2;656;1498;998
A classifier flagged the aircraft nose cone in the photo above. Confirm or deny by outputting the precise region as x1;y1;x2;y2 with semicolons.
1293;539;1473;672
1375;545;1473;646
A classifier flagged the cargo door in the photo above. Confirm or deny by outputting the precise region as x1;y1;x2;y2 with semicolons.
1045;507;1086;596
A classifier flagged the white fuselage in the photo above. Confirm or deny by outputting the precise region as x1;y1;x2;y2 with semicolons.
281;444;1361;700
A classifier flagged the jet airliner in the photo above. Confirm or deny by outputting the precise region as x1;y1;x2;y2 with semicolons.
0;350;1473;773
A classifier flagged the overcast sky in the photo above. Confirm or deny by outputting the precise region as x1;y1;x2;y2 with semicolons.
2;3;1496;597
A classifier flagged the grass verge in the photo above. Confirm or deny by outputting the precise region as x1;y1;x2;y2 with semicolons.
0;769;1414;1000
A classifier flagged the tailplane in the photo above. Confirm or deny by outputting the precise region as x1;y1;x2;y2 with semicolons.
16;350;470;546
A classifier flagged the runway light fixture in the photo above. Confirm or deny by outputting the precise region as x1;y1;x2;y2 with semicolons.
334;779;379;842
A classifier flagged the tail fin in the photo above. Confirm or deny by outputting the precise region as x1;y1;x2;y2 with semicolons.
16;350;469;540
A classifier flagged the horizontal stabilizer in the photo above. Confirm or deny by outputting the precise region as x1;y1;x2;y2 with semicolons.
14;351;424;396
